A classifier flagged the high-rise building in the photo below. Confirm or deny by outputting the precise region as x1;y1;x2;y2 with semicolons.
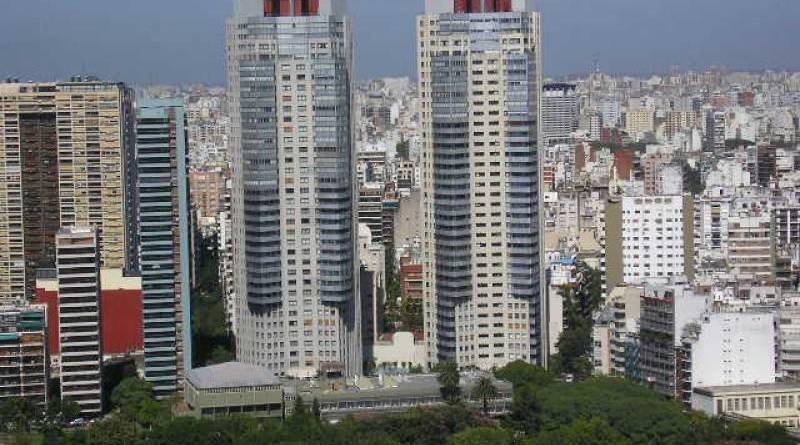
228;0;361;376
541;83;579;146
135;99;192;397
189;167;228;224
358;184;385;244
624;108;655;141
55;227;103;417
419;0;544;369
0;79;136;302
218;180;236;333
605;195;694;287
705;109;726;151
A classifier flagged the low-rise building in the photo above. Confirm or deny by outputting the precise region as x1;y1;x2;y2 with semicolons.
692;383;800;427
184;364;512;423
302;373;512;422
185;362;285;419
592;285;643;376
0;305;48;409
372;332;427;372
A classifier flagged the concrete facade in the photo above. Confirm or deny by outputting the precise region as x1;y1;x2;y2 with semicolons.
0;80;136;302
228;0;361;376
418;0;544;370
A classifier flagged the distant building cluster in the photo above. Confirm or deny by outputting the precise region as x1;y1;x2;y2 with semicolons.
541;68;800;425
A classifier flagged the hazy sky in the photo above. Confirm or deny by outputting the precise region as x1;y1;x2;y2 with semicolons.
1;0;798;85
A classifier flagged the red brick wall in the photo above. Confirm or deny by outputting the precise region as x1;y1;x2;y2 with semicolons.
101;289;144;355
34;287;60;355
614;150;635;181
35;286;143;356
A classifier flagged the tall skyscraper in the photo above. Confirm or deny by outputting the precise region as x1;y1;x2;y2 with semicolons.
418;0;545;369
0;79;136;302
135;99;192;397
227;0;361;376
541;83;579;146
55;227;103;416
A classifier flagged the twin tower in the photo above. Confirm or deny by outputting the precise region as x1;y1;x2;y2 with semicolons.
228;0;544;376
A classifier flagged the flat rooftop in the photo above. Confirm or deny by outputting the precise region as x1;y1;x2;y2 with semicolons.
694;382;800;397
187;362;281;390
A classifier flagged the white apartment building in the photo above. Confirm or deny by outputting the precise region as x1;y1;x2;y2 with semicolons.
778;306;800;381
655;164;684;196
419;0;544;369
686;311;776;389
55;227;103;417
228;0;361;376
621;196;688;284
541;83;579;146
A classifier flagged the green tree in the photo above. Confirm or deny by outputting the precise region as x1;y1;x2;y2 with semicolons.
111;378;153;412
533;378;695;444
505;383;541;433
533;419;630;445
470;374;497;415
550;264;603;379
60;400;82;424
85;416;141;445
435;362;461;404
396;139;410;161
550;322;593;378
312;398;321;419
449;427;516;445
495;360;554;389
399;296;423;332
191;231;235;368
12;433;40;445
727;420;794;445
109;377;169;432
293;396;307;417
0;398;38;432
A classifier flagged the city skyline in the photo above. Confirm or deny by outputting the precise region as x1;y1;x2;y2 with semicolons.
3;0;800;438
1;0;799;85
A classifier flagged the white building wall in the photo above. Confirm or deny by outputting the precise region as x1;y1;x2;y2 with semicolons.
691;312;776;388
621;196;686;284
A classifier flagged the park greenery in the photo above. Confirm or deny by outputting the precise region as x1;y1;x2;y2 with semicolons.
5;362;795;445
382;250;423;335
192;231;235;367
549;264;603;379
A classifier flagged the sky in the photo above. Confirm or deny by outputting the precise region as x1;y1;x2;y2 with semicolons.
1;0;798;86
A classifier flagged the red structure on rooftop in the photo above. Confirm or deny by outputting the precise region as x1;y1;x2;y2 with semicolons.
264;0;320;16
454;0;513;13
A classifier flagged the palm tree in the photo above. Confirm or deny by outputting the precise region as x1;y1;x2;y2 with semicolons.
472;374;498;415
435;361;461;403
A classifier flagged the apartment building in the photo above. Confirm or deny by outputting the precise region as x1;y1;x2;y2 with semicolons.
136;99;192;397
228;0;361;376
541;83;579;146
705;109;726;151
605;195;694;287
55;227;103;417
0;79;136;301
624;108;655;140
0;304;48;409
419;0;544;369
189;167;228;222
